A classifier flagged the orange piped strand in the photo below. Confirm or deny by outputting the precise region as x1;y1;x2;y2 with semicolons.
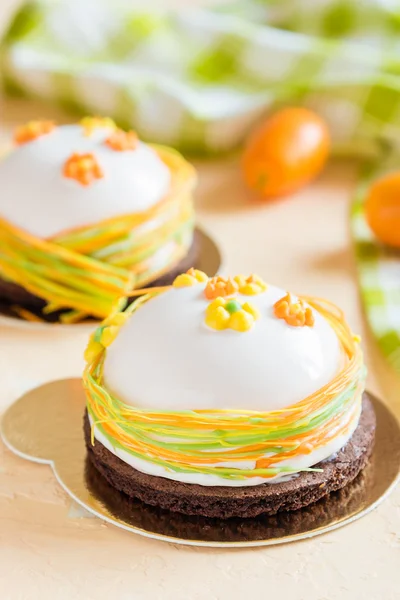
63;153;104;186
274;293;315;327
80;116;116;136
14;120;55;145
254;403;360;470
105;129;138;151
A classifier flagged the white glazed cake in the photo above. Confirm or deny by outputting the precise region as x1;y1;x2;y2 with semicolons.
0;118;197;322
85;271;366;490
0;123;171;238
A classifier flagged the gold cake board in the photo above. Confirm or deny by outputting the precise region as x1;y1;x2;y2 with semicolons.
1;379;399;548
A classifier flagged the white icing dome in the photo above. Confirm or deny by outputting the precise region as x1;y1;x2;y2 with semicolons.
0;124;171;238
103;283;342;412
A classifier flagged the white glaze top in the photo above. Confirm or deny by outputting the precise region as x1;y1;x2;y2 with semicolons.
0;124;171;238
103;284;342;412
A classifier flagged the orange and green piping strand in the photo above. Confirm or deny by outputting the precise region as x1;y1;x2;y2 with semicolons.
0;145;196;323
83;291;366;481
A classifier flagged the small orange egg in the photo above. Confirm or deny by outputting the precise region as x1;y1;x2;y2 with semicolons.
242;107;330;199
365;172;400;248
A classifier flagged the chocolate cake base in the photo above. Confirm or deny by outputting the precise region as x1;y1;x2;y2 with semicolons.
85;454;373;543
0;232;199;322
84;395;376;519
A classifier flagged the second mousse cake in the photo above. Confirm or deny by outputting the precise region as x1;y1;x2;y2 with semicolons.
0;118;197;322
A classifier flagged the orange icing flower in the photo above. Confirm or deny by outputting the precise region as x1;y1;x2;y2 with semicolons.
105;129;138;151
204;276;238;300
274;293;315;327
234;274;267;295
63;153;104;186
14;120;55;145
80;116;116;136
173;268;208;288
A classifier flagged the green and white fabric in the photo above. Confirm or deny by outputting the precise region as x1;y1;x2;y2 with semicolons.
3;0;400;154
2;0;400;371
351;150;400;374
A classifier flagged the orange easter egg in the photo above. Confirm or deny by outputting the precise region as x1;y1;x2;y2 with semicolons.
365;172;400;248
242;107;330;199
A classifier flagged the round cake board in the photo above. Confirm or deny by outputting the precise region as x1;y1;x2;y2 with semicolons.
1;379;399;548
0;227;222;331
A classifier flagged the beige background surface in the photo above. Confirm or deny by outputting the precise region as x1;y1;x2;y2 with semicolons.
0;1;399;599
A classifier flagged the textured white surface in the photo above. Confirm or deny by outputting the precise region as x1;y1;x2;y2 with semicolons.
0;2;399;599
0;124;170;237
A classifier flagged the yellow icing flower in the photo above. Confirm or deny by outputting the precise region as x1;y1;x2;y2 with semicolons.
100;325;119;348
103;312;129;328
84;300;129;363
80;116;116;136
173;268;208;288
84;340;103;364
205;297;259;332
234;274;267;295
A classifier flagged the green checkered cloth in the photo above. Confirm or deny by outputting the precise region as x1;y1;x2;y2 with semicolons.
2;0;400;371
351;150;400;373
3;0;400;154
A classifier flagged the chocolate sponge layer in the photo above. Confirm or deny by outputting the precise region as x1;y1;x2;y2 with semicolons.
84;394;376;519
84;455;373;542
